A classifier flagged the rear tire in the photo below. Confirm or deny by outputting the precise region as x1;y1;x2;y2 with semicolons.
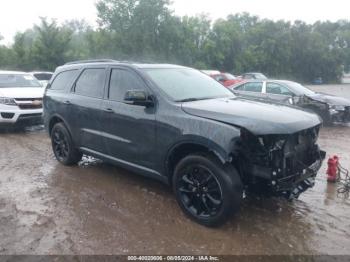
173;153;243;227
51;123;82;165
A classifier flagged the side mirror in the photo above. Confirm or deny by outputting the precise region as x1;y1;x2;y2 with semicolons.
124;90;154;107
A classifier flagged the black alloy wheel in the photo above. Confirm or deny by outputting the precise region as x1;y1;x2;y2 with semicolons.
52;128;69;161
178;164;223;218
173;153;243;227
51;123;82;165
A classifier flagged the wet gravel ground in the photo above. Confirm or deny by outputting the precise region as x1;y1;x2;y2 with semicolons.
0;85;349;255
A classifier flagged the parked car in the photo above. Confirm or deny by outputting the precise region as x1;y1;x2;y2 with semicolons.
30;71;54;87
311;77;323;85
230;80;350;124
238;72;268;80
0;71;44;127
341;72;350;84
44;60;325;226
210;73;242;87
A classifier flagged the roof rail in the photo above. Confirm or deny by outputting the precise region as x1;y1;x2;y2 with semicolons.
65;59;118;65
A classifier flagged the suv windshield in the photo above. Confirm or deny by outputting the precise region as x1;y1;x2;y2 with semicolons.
0;74;42;88
144;68;234;102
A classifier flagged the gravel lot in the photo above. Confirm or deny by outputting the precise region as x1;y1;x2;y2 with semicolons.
0;84;349;255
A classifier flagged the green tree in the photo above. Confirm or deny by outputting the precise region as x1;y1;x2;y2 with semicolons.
31;18;73;71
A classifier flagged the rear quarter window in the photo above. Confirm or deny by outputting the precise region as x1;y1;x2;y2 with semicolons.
50;70;79;91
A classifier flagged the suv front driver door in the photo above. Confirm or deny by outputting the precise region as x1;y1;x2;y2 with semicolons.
101;67;157;171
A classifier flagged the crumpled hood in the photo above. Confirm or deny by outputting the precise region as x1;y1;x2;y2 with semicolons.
0;87;45;99
182;97;322;135
307;93;350;106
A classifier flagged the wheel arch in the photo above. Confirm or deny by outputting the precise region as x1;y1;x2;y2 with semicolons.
48;114;71;136
165;137;232;183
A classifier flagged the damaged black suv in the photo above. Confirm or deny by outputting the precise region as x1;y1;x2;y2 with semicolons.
44;60;326;227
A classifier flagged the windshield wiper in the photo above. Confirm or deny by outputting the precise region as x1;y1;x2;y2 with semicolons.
176;97;216;103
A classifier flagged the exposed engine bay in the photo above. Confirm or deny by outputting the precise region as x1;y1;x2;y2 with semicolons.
235;125;326;199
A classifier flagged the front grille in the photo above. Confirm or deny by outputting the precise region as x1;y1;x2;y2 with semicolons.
14;98;42;101
15;98;43;110
1;113;15;119
17;104;42;110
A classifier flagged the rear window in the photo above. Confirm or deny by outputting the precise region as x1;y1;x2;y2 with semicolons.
0;74;42;88
74;68;105;98
50;70;78;90
33;73;53;81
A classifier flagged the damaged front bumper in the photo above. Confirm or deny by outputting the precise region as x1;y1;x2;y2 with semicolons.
329;106;350;123
249;150;326;199
271;151;326;199
238;126;326;199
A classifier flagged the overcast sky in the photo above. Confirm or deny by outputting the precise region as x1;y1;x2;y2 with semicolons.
0;0;349;44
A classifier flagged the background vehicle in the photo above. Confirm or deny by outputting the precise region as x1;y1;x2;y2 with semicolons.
230;80;350;124
0;71;44;127
201;70;220;76
30;71;54;87
210;73;242;87
238;72;268;80
44;60;325;227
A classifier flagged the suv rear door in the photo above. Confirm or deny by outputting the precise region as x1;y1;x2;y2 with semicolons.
68;67;107;152
101;67;157;171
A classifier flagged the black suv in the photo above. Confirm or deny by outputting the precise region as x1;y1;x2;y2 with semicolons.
44;60;326;226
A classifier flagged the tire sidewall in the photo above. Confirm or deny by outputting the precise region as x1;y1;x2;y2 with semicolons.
173;154;243;227
51;123;77;165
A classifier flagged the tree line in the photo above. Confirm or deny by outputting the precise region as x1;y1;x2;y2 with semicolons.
1;0;350;83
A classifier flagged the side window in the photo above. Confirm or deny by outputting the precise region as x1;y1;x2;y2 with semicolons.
74;69;105;98
243;82;263;93
266;83;293;96
234;84;245;91
50;70;78;90
109;69;146;102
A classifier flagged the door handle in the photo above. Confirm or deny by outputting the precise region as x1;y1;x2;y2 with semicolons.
64;100;71;105
104;108;114;113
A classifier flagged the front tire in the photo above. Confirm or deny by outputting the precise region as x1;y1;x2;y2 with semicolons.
51;123;82;165
173;153;243;227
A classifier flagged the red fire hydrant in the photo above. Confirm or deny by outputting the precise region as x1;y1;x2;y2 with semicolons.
327;155;339;183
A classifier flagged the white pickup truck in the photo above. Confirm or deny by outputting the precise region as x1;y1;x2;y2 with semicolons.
0;71;45;127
